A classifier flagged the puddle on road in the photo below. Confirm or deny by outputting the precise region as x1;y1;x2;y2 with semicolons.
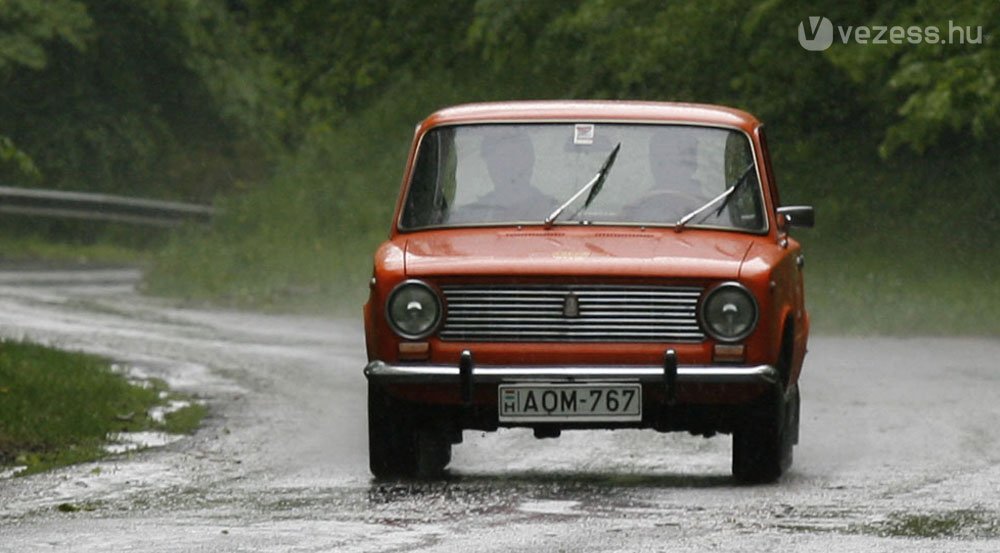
0;466;27;479
362;477;668;527
104;431;184;455
517;499;581;516
99;364;202;455
149;399;193;424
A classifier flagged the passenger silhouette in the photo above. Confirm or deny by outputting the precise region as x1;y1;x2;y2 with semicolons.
452;131;557;222
648;130;703;197
622;130;706;221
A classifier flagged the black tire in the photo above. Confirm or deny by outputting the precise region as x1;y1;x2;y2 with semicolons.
732;384;797;483
415;427;452;479
368;382;418;479
368;382;452;480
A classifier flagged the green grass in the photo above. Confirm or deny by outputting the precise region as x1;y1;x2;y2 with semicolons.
0;235;151;267
859;510;1000;539
776;127;1000;336
162;402;207;435
0;340;204;475
804;240;1000;336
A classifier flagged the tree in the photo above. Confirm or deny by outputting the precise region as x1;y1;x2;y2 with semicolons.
0;0;92;179
244;0;477;144
467;0;998;157
824;0;1000;156
0;0;271;200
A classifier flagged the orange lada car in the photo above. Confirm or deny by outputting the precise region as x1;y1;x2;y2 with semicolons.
363;101;813;482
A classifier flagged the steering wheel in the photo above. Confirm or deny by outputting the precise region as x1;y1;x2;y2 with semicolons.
621;190;705;222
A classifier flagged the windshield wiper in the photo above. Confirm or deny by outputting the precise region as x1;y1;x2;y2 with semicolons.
544;143;621;228
673;163;755;232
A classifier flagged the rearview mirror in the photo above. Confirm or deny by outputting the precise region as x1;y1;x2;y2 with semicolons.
776;206;814;229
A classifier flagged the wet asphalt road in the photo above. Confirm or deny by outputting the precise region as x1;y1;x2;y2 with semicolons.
0;267;998;552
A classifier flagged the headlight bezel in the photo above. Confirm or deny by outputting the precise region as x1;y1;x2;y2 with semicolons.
385;279;443;340
699;281;759;343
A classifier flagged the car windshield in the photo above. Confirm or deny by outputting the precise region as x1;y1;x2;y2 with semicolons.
400;123;765;232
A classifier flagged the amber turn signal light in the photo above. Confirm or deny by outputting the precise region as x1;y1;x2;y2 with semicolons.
713;343;745;363
398;341;430;361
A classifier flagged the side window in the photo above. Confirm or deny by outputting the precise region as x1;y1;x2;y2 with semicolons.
401;129;456;228
724;132;753;182
723;133;763;230
757;127;780;208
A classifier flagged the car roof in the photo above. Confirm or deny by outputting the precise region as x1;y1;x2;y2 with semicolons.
420;100;761;132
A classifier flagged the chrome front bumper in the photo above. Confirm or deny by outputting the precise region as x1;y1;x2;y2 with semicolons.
364;361;779;385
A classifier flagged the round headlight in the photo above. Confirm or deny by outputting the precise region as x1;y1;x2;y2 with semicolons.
701;283;758;342
386;280;442;339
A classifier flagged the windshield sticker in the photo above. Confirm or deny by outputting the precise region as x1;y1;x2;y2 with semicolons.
574;124;595;145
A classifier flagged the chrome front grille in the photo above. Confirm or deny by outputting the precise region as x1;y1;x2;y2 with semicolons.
439;285;705;342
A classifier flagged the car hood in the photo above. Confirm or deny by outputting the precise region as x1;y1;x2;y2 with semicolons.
403;227;753;280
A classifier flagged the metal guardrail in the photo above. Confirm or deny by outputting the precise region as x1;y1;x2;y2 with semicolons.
0;186;215;227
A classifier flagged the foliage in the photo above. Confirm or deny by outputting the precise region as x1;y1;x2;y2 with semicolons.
241;0;477;144
779;129;1000;336
0;0;271;201
0;340;204;474
0;0;91;73
466;1;869;138
822;0;1000;156
466;0;1000;156
3;1;997;196
0;134;38;178
0;233;150;265
0;0;91;180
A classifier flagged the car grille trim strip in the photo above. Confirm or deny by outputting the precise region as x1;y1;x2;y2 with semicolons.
446;317;699;325
440;284;706;342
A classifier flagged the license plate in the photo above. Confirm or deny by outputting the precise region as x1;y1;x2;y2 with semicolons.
498;383;642;423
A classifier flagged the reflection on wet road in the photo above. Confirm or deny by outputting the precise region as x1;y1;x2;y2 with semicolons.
0;267;998;551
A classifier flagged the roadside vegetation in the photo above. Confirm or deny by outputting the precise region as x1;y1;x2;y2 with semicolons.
780;131;1000;336
0;235;151;268
0;340;204;476
1;1;997;335
860;510;1000;539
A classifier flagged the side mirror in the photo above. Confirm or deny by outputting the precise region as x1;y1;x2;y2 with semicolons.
776;206;814;229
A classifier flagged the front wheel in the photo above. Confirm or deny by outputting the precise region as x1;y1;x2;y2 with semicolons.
732;384;798;483
368;382;452;479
